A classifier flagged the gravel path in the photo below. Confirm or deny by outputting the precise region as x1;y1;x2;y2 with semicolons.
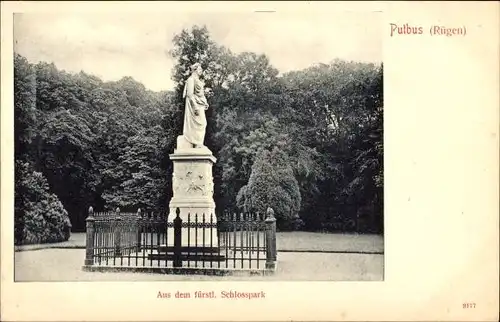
14;232;384;281
15;248;383;281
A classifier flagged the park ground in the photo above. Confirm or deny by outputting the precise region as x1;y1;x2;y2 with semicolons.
15;232;384;281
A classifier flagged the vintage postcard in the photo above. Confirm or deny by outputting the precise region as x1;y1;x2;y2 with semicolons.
1;1;498;321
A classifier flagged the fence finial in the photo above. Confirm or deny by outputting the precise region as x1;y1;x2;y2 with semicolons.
266;207;275;220
87;206;95;221
116;207;120;213
137;208;141;213
176;207;180;218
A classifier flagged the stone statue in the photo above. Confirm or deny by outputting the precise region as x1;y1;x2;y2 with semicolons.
168;62;217;249
181;62;209;149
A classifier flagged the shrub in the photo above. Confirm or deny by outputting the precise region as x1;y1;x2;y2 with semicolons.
237;147;302;230
15;161;72;245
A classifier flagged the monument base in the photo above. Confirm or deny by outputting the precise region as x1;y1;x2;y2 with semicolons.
166;141;219;249
148;245;225;262
165;206;219;248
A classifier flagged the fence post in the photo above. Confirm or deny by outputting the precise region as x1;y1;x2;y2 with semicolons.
114;207;122;257
136;208;142;251
265;207;277;270
84;206;95;266
173;207;182;268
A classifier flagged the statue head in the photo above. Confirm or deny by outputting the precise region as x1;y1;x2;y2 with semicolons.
190;62;203;76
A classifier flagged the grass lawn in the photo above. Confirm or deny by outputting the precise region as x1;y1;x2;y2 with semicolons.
277;232;383;253
15;231;384;254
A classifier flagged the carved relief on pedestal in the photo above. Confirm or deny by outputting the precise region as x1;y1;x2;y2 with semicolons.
173;162;212;198
185;170;205;196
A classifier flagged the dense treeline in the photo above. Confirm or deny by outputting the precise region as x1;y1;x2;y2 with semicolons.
14;25;382;244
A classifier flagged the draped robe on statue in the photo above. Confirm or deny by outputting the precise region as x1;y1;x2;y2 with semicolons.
182;75;209;146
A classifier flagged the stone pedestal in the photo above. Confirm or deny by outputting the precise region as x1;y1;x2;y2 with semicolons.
167;136;218;248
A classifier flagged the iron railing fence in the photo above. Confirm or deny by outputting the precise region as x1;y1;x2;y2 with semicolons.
83;207;277;275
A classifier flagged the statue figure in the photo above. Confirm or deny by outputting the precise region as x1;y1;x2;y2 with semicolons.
169;63;217;250
181;62;209;148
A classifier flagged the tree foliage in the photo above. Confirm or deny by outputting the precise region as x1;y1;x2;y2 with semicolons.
237;148;302;231
15;161;72;245
14;52;173;236
14;24;383;240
